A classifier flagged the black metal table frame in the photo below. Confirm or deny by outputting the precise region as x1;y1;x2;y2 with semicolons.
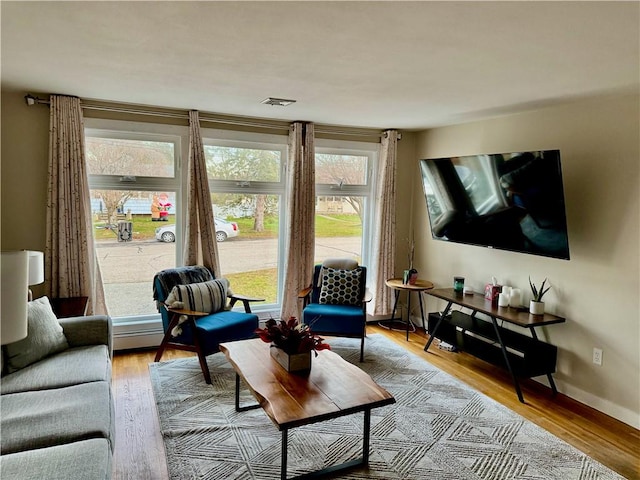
424;301;558;404
378;288;427;341
234;374;373;480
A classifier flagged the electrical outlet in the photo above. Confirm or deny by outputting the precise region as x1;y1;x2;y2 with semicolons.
593;348;603;366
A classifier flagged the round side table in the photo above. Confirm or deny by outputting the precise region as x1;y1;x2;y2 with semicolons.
380;278;434;341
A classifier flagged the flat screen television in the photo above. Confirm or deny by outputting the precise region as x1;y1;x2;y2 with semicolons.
419;149;570;260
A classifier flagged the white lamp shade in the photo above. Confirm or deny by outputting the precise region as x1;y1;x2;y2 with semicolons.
27;250;44;286
1;251;29;344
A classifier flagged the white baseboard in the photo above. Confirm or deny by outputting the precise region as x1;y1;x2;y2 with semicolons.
113;319;164;351
555;380;640;429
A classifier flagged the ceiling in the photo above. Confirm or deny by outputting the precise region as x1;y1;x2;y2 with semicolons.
1;1;638;130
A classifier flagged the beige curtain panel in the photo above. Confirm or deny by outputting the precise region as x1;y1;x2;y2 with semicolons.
183;110;220;276
45;94;106;315
369;129;398;316
281;122;316;320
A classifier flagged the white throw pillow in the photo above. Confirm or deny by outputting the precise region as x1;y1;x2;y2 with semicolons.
5;296;69;373
165;278;230;314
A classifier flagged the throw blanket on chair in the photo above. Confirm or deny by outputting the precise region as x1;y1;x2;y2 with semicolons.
152;266;213;304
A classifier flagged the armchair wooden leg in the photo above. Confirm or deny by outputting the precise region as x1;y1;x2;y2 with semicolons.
154;333;169;363
359;323;366;362
195;349;212;385
154;312;183;362
190;320;212;384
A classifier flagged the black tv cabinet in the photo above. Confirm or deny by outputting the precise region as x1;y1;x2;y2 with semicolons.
424;288;565;403
427;311;558;378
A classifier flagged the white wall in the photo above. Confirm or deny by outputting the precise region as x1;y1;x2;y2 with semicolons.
409;92;639;427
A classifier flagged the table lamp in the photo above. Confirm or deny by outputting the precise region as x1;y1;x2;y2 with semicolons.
1;251;29;344
27;250;44;301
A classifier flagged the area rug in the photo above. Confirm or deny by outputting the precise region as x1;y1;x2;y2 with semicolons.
149;334;623;480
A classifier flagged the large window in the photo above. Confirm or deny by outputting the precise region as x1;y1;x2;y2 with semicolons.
314;142;376;267
203;135;287;310
84;121;378;327
85;126;182;322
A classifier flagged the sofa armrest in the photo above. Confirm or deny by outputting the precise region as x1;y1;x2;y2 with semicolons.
58;315;113;358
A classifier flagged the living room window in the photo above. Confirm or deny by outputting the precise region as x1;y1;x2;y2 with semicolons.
202;133;287;311
85;124;183;323
84;121;377;330
314;141;376;267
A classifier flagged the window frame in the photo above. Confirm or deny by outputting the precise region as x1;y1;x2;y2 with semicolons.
83;120;379;328
202;129;289;311
85;119;187;325
314;139;378;268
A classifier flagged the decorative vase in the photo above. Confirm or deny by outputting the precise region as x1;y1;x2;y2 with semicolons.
453;276;465;293
529;300;545;315
270;346;311;373
408;269;418;285
403;268;418;285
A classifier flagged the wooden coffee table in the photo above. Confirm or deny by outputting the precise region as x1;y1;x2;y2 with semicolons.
219;338;395;480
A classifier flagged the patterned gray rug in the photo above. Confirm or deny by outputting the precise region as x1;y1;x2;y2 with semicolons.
149;334;623;480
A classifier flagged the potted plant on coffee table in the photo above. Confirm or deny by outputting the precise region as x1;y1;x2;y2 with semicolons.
529;277;551;315
255;317;330;373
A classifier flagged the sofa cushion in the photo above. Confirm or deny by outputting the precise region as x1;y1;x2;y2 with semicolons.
0;438;111;480
1;345;111;395
303;302;365;336
1;381;115;454
165;278;230;313
5;296;68;373
59;315;112;356
318;267;363;306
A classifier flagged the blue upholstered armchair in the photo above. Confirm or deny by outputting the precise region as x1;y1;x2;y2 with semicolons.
299;259;369;362
152;266;260;383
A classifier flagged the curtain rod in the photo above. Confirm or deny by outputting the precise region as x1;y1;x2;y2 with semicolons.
24;94;389;140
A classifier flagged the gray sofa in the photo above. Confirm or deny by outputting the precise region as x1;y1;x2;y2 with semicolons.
0;310;114;480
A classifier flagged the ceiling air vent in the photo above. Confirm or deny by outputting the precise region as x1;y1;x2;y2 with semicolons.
261;97;296;107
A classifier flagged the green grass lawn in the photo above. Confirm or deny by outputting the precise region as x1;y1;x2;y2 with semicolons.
94;213;361;241
233;214;361;238
226;268;278;304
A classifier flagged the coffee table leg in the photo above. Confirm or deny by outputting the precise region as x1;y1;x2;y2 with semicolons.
235;373;261;412
281;429;288;480
235;373;240;411
280;410;372;480
363;409;371;465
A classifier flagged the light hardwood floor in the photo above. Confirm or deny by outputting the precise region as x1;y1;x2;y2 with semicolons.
112;325;639;479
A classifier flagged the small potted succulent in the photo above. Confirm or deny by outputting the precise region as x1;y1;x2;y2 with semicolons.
529;277;551;315
255;317;330;372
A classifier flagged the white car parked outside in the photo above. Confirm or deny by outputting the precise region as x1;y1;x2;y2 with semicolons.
155;218;239;243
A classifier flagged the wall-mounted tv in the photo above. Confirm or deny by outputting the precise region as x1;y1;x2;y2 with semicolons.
419;149;570;260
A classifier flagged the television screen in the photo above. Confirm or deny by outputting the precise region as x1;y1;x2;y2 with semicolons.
419;149;570;260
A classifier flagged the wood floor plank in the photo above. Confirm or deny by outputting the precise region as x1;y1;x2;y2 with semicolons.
111;325;639;480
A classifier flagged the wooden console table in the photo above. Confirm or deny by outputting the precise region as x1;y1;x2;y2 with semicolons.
424;288;565;403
